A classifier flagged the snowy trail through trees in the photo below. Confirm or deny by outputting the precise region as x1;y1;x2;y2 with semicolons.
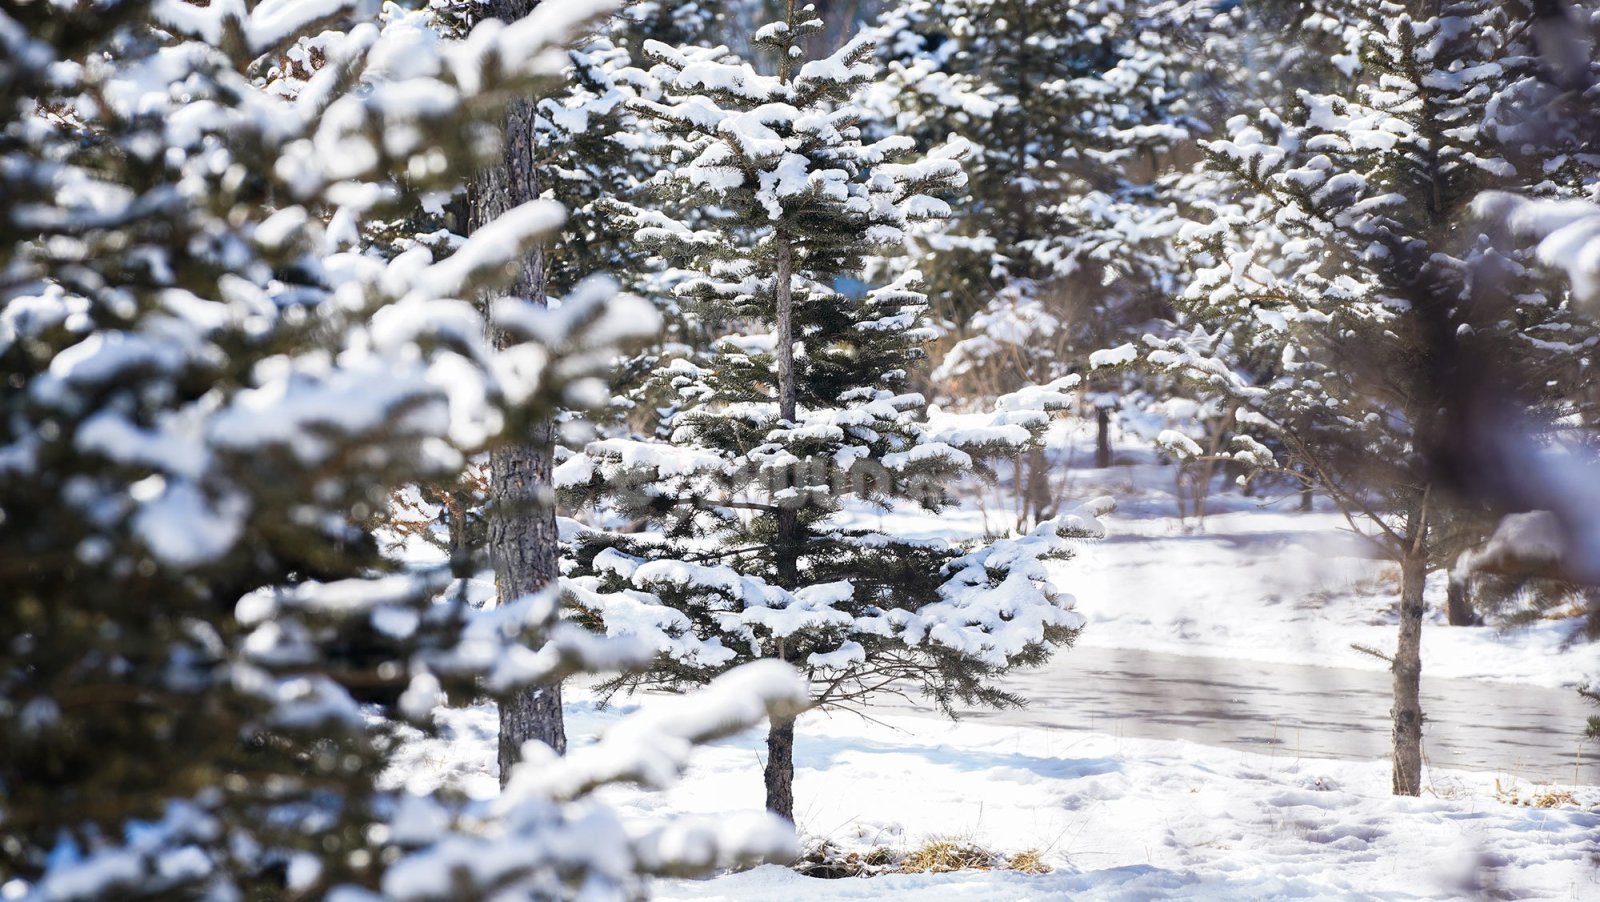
871;646;1598;785
848;453;1598;787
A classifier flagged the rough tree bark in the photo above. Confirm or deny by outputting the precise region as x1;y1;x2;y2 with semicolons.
488;427;566;780
473;0;566;785
446;489;472;567
1391;545;1428;796
764;712;797;822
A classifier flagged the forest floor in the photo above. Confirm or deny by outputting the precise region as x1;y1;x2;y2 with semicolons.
877;418;1595;688
396;417;1600;898
394;697;1600;900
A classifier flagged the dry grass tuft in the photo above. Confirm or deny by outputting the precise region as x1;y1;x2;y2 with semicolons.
1494;778;1579;809
1005;848;1053;875
794;840;897;879
899;839;1000;874
1530;789;1578;808
796;835;1055;879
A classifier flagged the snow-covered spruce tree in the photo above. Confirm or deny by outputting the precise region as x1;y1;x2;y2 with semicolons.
1148;0;1600;795
534;0;744;300
1158;0;1369;130
411;0;677;303
535;36;645;301
537;3;745;435
1073;2;1380;501
869;0;1197;500
378;6;749;744
0;1;809;895
374;4;699;590
870;0;1197;316
386;0;747;769
558;4;1105;822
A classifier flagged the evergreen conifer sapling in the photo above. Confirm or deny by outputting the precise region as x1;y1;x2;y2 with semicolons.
559;2;1108;822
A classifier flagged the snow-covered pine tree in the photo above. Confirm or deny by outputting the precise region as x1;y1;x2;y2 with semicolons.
384;1;755;766
1148;0;1600;795
558;2;1105;821
535;1;745;300
537;36;648;299
378;7;748;745
870;0;1198;502
538;3;746;435
871;0;1196;316
474;0;577;775
378;4;697;556
1159;0;1368;129
419;1;690;304
614;0;734;59
0;1;809;894
1067;1;1376;500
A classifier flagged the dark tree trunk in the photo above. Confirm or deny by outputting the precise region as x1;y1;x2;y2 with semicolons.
764;713;797;822
490;429;565;780
1299;484;1314;512
1445;572;1480;626
1095;406;1112;469
766;213;804;817
1391;550;1428;796
474;0;565;785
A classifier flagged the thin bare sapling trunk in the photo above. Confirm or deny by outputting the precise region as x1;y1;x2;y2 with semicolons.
1392;506;1429;796
767;231;804;820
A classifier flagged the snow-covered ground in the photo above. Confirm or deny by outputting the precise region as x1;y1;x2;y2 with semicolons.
394;699;1600;901
847;420;1596;690
391;417;1600;898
